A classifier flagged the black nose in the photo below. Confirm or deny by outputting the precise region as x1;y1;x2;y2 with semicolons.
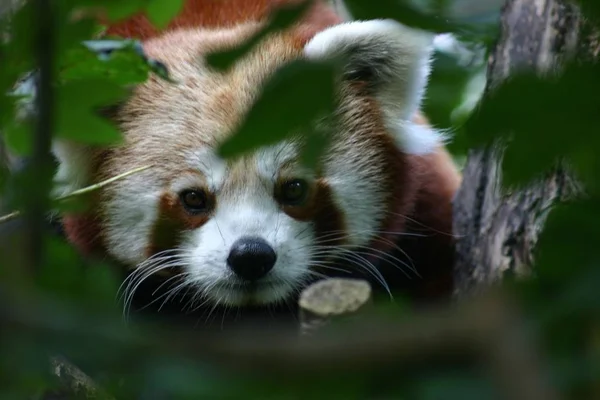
227;237;277;281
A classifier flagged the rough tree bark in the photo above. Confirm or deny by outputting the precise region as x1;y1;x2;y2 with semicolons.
453;0;595;297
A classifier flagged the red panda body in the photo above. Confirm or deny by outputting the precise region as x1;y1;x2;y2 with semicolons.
102;0;339;42
54;0;461;327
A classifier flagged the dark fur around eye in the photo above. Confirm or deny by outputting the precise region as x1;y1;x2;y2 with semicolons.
180;189;210;214
276;179;310;206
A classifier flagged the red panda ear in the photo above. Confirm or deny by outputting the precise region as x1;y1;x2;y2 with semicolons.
303;19;442;155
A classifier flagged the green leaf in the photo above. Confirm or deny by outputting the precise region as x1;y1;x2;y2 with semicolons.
206;0;313;71
54;4;99;63
0;2;37;92
60;43;152;85
300;128;330;169
217;59;335;158
82;262;121;310
56;79;126;144
146;0;185;29
343;0;462;34
38;236;85;299
3;121;34;156
536;199;600;285
464;61;600;188
87;0;147;22
574;0;600;26
423;51;482;156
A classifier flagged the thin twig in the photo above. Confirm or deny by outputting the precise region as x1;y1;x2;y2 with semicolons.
0;165;152;224
0;210;20;224
56;165;152;201
299;278;372;336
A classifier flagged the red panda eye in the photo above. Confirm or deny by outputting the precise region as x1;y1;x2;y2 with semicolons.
180;189;208;213
277;179;309;206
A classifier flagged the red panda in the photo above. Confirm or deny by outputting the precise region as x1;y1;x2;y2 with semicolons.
52;0;461;324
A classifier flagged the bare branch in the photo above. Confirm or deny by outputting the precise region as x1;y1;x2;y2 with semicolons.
299;278;372;336
0;165;152;224
48;356;115;400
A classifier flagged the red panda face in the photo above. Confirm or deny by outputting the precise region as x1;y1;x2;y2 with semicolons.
53;19;444;307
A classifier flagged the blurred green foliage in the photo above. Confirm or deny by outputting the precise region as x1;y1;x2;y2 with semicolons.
217;59;336;168
206;0;315;71
0;0;599;399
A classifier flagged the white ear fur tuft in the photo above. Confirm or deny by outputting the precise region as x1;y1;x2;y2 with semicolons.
304;19;441;155
398;121;448;155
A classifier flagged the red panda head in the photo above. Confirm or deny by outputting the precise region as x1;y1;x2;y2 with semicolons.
52;2;444;307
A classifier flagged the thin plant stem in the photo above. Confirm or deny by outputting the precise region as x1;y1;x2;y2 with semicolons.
0;165;153;225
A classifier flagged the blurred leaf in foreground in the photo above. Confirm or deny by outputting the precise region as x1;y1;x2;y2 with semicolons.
79;0;146;22
55;79;126;145
217;59;335;163
574;0;600;25
146;0;185;29
206;0;313;71
343;0;460;34
60;41;153;85
464;61;600;189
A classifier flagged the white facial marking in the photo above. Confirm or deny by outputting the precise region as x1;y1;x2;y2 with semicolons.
103;150;225;267
183;144;315;306
104;170;162;266
323;148;386;247
186;200;313;306
255;141;315;181
185;148;228;191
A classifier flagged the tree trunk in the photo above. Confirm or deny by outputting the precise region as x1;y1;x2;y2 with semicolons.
453;0;595;297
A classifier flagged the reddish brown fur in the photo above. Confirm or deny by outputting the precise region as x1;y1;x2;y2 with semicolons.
98;0;340;48
274;177;318;221
147;191;213;257
62;214;105;255
312;180;347;249
310;80;460;301
372;141;460;300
